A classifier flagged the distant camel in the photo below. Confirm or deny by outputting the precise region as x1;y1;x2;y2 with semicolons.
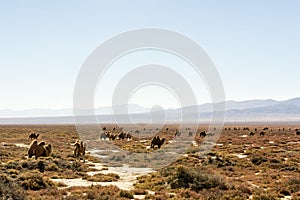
150;136;165;149
28;133;39;140
262;127;269;131
28;140;52;159
200;131;206;137
100;132;107;140
109;134;117;140
296;131;300;135
174;129;181;137
126;133;132;140
260;131;265;136
118;132;126;140
249;132;255;136
74;140;86;162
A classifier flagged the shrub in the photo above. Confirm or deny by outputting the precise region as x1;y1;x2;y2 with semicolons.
251;156;267;165
85;173;120;182
18;170;54;190
0;175;26;200
68;161;84;172
132;188;147;195
21;160;45;172
119;190;134;199
6;160;22;170
287;178;300;193
168;166;227;192
252;189;277;200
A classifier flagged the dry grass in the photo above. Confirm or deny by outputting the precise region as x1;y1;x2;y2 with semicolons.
0;124;299;199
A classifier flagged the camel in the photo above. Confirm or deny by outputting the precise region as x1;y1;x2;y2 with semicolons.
28;140;52;159
174;129;181;137
260;131;266;136
125;133;132;140
100;132;108;140
150;136;165;149
249;132;255;136
262;127;269;131
118;132;126;140
296;130;300;135
28;133;39;140
200;131;206;137
74;140;86;162
109;134;117;140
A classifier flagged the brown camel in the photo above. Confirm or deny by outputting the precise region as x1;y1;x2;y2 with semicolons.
150;136;165;149
260;131;266;136
74;140;86;162
200;131;206;137
28;140;52;159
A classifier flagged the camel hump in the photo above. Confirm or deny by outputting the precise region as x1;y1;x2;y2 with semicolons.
38;141;46;146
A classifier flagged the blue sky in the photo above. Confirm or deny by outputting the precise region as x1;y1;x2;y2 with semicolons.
0;1;300;110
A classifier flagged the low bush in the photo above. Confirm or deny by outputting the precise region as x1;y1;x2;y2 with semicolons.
287;178;300;193
17;170;54;190
168;166;228;192
119;190;134;199
0;174;26;200
85;173;120;182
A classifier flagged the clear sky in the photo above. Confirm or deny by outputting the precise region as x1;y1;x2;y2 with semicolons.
0;0;300;110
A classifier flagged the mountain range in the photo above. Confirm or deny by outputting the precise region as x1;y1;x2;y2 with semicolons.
1;98;300;124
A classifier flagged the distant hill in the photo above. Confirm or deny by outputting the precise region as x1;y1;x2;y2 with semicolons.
1;98;300;124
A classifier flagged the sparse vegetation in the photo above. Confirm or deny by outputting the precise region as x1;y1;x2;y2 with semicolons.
0;124;299;199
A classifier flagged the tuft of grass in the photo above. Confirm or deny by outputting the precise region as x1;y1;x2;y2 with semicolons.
0;176;26;200
85;173;120;182
119;190;134;199
17;170;54;190
168;166;228;192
